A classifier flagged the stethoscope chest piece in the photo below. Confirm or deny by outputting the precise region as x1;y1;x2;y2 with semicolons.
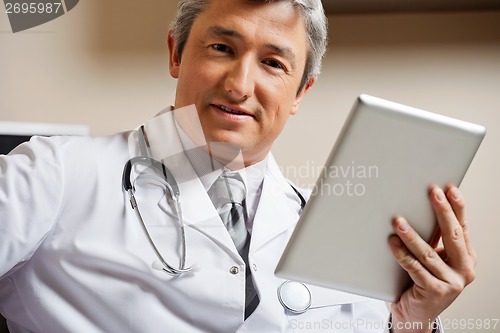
278;280;312;314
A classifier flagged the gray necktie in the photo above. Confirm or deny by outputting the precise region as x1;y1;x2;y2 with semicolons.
208;172;259;319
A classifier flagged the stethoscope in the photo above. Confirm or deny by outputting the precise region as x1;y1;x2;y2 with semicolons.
122;126;192;275
122;125;311;312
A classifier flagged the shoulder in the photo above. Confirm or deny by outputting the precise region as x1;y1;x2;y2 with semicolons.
8;131;130;159
40;132;131;167
51;132;132;183
4;131;132;190
48;131;130;157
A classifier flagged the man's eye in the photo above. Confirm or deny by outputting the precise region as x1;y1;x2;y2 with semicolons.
211;44;232;53
263;59;285;70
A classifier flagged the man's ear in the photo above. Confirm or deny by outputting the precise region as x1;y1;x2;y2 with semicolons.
291;77;315;115
168;30;180;79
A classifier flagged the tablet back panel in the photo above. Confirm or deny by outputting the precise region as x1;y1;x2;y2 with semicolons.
275;94;485;302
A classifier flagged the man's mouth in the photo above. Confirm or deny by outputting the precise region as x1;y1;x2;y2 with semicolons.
214;104;253;117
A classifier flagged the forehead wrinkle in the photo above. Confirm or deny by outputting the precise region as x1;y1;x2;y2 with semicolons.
207;25;243;40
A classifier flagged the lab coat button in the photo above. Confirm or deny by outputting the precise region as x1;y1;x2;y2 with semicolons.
229;266;239;274
252;263;257;271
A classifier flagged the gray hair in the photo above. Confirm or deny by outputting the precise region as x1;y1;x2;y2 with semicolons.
170;0;328;93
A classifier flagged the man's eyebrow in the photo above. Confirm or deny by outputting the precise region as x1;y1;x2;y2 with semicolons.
264;43;297;69
207;25;243;40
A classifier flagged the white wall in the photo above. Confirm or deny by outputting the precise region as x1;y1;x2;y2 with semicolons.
1;2;499;332
0;1;178;134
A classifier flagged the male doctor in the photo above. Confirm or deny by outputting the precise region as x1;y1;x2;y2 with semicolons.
0;0;476;332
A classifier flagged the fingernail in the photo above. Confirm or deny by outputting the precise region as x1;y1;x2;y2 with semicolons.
451;187;461;201
434;188;445;202
395;217;409;232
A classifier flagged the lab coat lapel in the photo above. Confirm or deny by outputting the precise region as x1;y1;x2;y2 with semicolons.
249;155;299;253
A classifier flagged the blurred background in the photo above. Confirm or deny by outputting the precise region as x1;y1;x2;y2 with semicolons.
1;0;499;332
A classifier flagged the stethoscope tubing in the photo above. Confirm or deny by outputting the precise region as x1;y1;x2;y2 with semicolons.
122;156;191;275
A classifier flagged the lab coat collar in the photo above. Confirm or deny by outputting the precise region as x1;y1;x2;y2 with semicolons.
131;107;249;256
129;106;302;258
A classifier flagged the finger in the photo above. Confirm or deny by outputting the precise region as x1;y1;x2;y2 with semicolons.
435;246;446;260
392;217;453;281
388;234;442;289
429;227;442;249
429;186;471;269
445;186;465;223
445;186;477;262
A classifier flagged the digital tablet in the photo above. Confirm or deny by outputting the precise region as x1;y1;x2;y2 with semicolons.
275;94;486;302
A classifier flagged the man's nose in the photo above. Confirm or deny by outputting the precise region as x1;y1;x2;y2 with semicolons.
224;56;255;101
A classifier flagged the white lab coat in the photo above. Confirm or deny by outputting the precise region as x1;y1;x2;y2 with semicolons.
0;110;390;333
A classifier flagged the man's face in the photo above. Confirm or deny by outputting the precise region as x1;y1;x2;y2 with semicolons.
168;0;313;166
